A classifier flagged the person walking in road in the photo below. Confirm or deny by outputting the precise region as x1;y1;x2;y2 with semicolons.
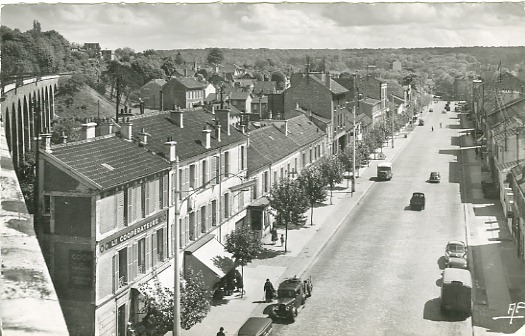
280;234;284;247
271;228;278;245
264;279;275;302
217;327;225;336
431;126;434;131
440;122;442;128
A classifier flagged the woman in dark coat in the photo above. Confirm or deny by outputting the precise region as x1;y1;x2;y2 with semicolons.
264;279;275;302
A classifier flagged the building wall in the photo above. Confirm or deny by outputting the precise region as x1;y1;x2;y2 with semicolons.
140;83;163;110
284;78;333;120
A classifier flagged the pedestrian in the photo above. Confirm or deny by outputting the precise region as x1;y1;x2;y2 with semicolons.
264;279;275;302
280;234;284;247
475;147;479;157
440;122;442;128
431;126;434;132
217;327;225;336
271;228;278;245
234;269;244;294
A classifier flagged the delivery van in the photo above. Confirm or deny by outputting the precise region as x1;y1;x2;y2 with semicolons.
441;268;472;316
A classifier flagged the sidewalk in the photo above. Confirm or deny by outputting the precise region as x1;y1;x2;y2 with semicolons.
181;122;418;336
460;114;525;336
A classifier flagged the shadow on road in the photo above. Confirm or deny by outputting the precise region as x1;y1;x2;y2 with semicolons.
423;297;469;322
256;248;286;260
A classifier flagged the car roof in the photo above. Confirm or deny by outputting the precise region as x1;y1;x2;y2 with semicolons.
447;240;465;246
442;268;472;287
377;161;392;168
412;192;425;196
278;278;303;290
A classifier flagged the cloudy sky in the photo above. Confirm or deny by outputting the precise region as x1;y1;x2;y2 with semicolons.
2;2;525;51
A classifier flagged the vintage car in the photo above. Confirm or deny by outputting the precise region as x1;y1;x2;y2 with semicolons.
429;172;441;183
269;276;312;322
410;192;426;211
445;240;468;269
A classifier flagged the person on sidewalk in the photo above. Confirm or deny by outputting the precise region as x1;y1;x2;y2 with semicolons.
264;279;275;302
217;327;225;336
271;228;278;245
431;126;434;131
440;122;442;128
280;234;284;247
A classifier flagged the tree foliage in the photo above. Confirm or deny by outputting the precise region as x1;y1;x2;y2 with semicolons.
224;226;262;268
161;57;176;78
319;157;344;204
298;167;327;225
132;269;211;335
206;48;224;66
271;70;286;90
268;178;309;227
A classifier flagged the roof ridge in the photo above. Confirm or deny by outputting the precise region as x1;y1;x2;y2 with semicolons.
53;133;115;148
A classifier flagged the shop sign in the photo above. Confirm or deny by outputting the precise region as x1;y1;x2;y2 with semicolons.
99;212;166;253
69;250;93;289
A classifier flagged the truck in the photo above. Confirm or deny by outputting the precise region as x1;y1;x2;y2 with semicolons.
441;268;472;316
377;162;393;181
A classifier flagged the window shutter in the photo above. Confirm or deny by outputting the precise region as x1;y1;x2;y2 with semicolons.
210;156;217;185
171;173;177;205
113;254;119;292
152;231;157;266
162;229;168;261
221;152;226;179
204;160;209;187
144;182;150;216
116;190;124;227
145;236;150;271
127;188;133;224
163;174;169;208
238;146;242;171
183;168;190;198
128;245;134;283
207;204;212;231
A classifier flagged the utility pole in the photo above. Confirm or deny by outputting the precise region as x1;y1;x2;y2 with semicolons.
391;94;395;149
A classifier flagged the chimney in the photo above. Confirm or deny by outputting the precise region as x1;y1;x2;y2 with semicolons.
138;128;150;144
99;119;114;136
120;118;133;140
59;132;68;144
184;69;188;77
41;133;52;152
215;109;230;135
215;120;222;142
295;102;299;110
240;124;246;134
171;110;184;128
81;122;97;140
325;72;331;89
283;120;288;137
164;137;177;162
202;126;211;149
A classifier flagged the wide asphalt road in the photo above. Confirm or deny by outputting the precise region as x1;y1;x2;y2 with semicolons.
274;101;472;336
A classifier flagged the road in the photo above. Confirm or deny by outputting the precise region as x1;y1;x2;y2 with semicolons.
274;101;472;335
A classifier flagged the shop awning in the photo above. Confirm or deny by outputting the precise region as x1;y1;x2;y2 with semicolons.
184;235;235;280
248;196;270;209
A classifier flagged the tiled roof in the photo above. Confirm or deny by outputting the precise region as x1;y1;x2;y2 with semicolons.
386;81;405;99
308;74;348;95
229;91;251;100
362;98;381;106
235;79;256;87
247;125;299;174
175;77;205;89
492;116;524;144
128;109;247;162
49;135;170;190
357;76;383;100
252;96;268;104
496;159;525;172
286;115;325;147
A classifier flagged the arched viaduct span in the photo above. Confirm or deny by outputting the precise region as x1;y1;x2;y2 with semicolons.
1;75;59;168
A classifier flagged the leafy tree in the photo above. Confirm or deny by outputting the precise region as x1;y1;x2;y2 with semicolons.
253;72;264;82
319;157;344;204
207;48;224;66
161;57;176;79
175;52;185;65
298;167;327;225
196;68;209;80
271;70;286;90
114;47;135;63
224;226;262;297
132;269;211;335
268;178;309;252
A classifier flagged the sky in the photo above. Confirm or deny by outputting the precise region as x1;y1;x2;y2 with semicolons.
1;2;525;51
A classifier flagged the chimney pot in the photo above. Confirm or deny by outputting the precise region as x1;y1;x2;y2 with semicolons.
164;140;177;162
202;127;212;149
60;131;68;144
81;122;97;140
138;128;149;144
215;124;222;142
120;120;133;140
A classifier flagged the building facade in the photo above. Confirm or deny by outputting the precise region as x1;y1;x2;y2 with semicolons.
163;77;205;109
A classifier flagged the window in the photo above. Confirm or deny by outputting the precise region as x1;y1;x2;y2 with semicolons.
189;212;195;241
202;160;208;187
43;195;51;214
117;304;126;336
263;172;269;193
223;193;230;219
280;167;284;179
157;228;165;262
302;152;306;167
189;164;196;188
273;171;278;185
224;151;230;176
294;158;298;173
178;169;184;200
114;248;127;290
211;200;217;226
141;182;148;218
138;238;146;274
200;205;207;233
240;146;246;170
171;174;176;205
287;163;290;175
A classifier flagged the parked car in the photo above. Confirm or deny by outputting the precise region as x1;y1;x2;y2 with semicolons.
410;192;425;211
238;317;273;336
429;108;434;112
419;119;425;126
441;268;472;315
269;276;312;322
445;240;468;268
429;172;441;183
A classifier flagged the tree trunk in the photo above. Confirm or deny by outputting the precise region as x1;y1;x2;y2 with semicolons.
310;204;314;225
241;266;244;298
